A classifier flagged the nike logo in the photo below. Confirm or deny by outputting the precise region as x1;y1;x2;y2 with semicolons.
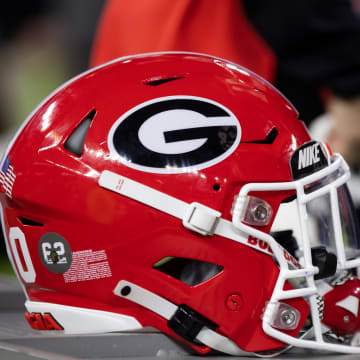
298;143;321;170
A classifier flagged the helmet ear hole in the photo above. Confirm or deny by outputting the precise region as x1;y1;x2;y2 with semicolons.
153;257;223;286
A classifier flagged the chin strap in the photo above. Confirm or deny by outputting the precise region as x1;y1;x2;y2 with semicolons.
113;280;247;356
99;170;273;254
114;280;290;357
99;170;302;270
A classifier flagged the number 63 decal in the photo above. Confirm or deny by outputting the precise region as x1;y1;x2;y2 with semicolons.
8;226;36;283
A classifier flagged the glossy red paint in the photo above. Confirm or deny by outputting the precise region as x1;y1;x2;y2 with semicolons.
0;53;311;353
323;278;360;335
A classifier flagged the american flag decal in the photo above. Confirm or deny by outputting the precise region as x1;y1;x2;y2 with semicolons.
0;156;16;198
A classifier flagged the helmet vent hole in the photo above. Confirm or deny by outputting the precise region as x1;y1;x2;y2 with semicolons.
153;257;223;286
64;110;96;157
17;216;43;227
213;183;220;191
143;76;185;86
243;127;278;144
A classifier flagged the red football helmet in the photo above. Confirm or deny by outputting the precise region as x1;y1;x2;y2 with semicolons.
1;52;360;356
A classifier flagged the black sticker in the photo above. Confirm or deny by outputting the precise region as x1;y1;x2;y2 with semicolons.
290;141;330;180
108;97;241;173
38;233;72;274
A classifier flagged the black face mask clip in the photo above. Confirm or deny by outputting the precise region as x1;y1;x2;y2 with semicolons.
311;246;337;280
168;304;216;344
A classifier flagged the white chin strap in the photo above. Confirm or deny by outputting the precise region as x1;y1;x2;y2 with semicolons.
113;280;247;356
99;170;282;258
99;170;223;236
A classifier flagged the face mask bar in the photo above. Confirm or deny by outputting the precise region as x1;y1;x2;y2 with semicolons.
232;153;360;353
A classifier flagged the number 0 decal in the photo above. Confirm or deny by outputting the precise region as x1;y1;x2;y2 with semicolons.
9;227;36;283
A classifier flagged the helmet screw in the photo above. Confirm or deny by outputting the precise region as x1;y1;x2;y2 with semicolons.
254;205;268;221
343;315;350;323
280;309;296;327
121;286;131;296
226;294;243;311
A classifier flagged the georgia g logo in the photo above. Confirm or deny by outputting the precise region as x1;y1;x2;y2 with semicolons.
108;96;241;173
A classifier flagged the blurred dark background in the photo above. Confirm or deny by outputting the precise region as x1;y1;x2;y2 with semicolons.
0;0;104;274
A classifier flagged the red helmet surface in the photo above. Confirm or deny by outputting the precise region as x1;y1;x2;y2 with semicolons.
1;53;360;356
323;277;360;336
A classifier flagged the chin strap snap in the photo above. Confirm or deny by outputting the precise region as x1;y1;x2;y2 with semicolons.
113;280;246;356
183;202;221;236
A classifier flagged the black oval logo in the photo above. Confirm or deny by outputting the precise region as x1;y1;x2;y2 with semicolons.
108;96;241;173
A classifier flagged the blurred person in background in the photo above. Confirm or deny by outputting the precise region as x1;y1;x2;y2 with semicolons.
90;0;360;212
91;0;360;170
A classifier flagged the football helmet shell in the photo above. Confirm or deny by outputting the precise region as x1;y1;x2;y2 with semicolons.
1;52;359;356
